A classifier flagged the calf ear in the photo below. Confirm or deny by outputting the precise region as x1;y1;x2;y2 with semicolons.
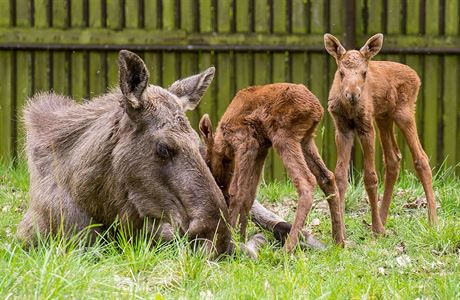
360;33;384;59
199;114;214;144
168;67;215;111
118;50;150;110
324;33;346;60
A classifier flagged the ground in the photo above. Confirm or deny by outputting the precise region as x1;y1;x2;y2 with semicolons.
0;162;459;299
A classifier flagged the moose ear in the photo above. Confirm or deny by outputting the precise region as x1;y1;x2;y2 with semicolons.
118;50;150;110
168;67;215;111
324;33;346;60
199;114;214;144
360;33;384;59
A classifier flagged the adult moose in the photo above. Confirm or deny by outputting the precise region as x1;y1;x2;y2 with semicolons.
17;50;232;255
324;33;438;234
199;83;346;252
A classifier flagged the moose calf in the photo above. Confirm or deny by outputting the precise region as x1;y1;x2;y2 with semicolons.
199;83;346;252
324;33;438;234
18;50;231;255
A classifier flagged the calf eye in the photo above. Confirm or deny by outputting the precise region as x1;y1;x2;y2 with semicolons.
156;143;174;160
363;71;367;78
339;71;345;79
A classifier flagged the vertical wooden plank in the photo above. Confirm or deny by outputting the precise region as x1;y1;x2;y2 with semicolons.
271;0;287;180
89;1;105;98
387;0;401;33
106;0;123;88
235;1;252;93
403;0;421;172
15;0;33;158
52;0;69;95
125;0;139;28
162;0;177;88
198;0;215;124
181;0;199;127
144;0;159;30
291;0;308;85
144;0;161;86
423;0;440;166
216;0;233;119
34;0;50;93
71;0;87;101
326;0;345;169
442;0;459;167
254;0;273;181
0;0;12;160
107;0;122;30
355;0;365;35
366;0;383;33
309;1;328;163
0;51;12;160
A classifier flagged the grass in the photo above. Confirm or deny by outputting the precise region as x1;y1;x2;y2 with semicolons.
0;162;459;299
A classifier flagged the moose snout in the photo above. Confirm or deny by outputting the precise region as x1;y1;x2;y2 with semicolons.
344;89;361;104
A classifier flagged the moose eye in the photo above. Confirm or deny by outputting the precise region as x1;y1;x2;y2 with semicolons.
362;71;367;78
156;143;174;160
339;71;345;79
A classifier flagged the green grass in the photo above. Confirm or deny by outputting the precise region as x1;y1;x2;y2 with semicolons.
1;162;459;299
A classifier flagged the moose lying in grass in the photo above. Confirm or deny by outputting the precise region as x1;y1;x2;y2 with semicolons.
17;50;312;256
199;83;346;252
18;50;233;254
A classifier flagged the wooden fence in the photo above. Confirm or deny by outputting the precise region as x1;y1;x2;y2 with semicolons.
0;0;459;180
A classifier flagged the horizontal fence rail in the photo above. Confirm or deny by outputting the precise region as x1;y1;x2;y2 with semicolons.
0;0;459;180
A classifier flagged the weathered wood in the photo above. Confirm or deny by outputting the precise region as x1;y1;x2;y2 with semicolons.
0;0;458;177
0;50;12;160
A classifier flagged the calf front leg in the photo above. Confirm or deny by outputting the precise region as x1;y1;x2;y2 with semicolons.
334;126;354;215
358;126;385;234
273;139;316;253
228;141;267;238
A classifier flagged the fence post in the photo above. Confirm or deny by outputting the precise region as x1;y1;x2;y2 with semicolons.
344;0;356;180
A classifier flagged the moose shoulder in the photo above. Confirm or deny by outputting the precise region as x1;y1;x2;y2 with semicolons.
18;50;231;255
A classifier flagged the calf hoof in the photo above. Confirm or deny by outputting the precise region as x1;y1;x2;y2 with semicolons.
371;224;385;235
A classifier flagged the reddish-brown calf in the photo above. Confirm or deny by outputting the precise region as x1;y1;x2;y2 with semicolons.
199;83;346;252
324;33;438;234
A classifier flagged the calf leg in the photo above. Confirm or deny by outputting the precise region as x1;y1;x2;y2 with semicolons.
227;140;267;238
376;119;401;225
273;138;316;253
395;115;438;225
302;136;346;245
333;125;354;214
358;126;385;234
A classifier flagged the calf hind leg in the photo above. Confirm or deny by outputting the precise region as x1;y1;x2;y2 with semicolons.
376;119;401;225
273;138;316;252
302;136;346;245
395;115;438;225
227;140;267;238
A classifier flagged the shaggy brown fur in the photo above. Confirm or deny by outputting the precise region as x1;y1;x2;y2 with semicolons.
325;33;438;234
199;83;346;252
17;50;231;255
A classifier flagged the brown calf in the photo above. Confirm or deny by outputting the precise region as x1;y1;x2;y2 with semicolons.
199;83;346;252
324;33;438;234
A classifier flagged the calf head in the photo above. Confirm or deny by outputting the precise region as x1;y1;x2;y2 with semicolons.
115;50;230;255
324;33;383;105
198;114;233;202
